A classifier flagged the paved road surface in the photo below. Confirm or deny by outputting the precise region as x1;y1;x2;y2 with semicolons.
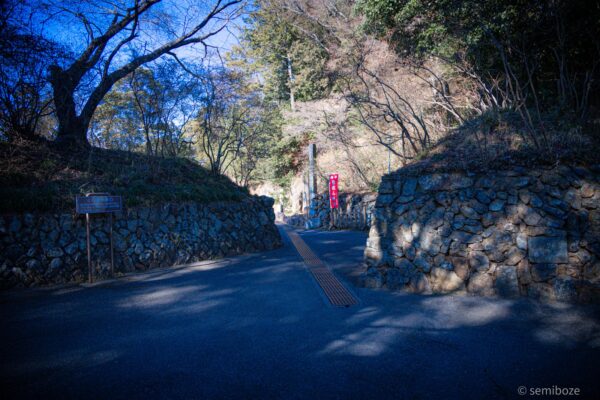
1;227;599;399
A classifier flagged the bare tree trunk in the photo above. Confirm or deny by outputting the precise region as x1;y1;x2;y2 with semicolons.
44;0;242;148
286;53;296;111
49;66;90;147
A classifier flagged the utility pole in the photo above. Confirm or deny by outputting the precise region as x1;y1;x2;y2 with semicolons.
306;143;320;229
308;143;317;204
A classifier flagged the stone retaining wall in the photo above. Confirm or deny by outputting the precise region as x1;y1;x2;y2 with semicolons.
285;192;377;230
0;196;281;288
362;165;600;303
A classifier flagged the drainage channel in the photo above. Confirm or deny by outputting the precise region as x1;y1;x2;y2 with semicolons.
283;226;358;307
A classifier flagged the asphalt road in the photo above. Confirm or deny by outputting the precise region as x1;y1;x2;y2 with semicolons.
1;227;600;399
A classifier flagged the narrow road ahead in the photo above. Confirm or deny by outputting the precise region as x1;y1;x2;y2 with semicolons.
1;227;599;399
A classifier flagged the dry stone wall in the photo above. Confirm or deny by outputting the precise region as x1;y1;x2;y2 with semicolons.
285;192;377;230
0;196;281;288
363;165;600;303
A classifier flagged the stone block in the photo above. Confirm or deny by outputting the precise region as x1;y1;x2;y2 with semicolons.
461;223;483;234
46;247;64;258
394;258;415;271
517;259;532;285
364;247;384;266
531;263;557;282
414;256;432;273
528;236;568;263
477;177;494;188
394;204;409;216
467;272;495;296
390;243;404;257
379;180;394;194
580;183;595;198
430;267;464;292
504;248;526;266
582;197;599;209
475;190;492;205
450;230;482;244
489;199;505;212
516;233;528;250
523;209;542;226
450;256;470;280
426;208;445;229
396;195;414;204
480;213;494;228
420;229;442;256
510;176;531;188
447;175;474;190
49;257;63;272
518;190;531;204
469;251;490;272
26;259;42;272
460;206;479;220
404;246;416;260
553;277;578;302
528;283;555;302
305;217;322;229
376;194;395;206
495;266;519;298
386;268;409;289
434;192;452;207
408;271;432;294
418;174;447;191
402;178;418;196
362;267;384;288
530;195;543;207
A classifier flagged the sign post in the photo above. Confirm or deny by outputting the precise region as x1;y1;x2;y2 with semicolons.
85;212;91;283
110;213;114;277
75;194;123;283
308;144;317;204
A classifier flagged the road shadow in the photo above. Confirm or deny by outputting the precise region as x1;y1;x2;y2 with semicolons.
1;228;599;399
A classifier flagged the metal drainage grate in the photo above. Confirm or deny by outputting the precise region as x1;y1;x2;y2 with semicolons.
284;226;358;307
286;231;323;267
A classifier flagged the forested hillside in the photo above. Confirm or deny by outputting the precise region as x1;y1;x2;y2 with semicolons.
239;0;600;212
1;0;599;214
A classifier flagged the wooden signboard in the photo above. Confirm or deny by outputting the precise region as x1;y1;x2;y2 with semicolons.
75;193;122;283
76;195;122;214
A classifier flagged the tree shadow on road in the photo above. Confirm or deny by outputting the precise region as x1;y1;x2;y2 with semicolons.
1;230;600;399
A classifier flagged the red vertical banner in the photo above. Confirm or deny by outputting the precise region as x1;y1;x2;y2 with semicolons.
329;174;339;209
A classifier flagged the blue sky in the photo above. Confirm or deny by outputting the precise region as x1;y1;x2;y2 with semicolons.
24;0;247;67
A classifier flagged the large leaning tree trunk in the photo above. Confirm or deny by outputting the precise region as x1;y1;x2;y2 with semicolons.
47;0;242;147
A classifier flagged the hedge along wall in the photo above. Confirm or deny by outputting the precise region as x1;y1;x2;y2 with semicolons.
0;196;281;288
362;165;600;303
285;192;377;230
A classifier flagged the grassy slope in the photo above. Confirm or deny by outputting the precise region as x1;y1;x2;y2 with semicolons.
0;141;248;214
396;111;600;176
